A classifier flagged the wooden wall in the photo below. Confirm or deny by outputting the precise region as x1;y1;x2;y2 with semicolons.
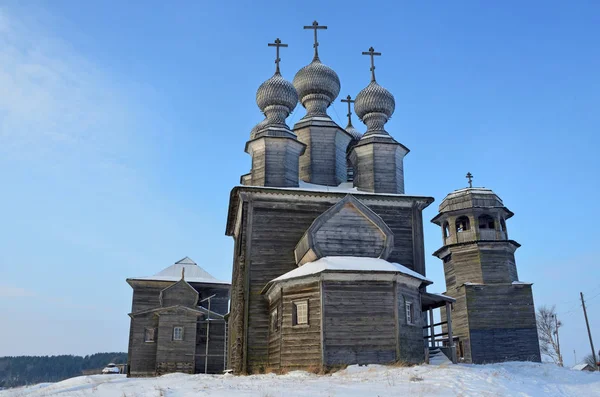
227;190;426;373
396;282;425;363
195;321;226;374
247;202;327;372
280;281;322;369
127;313;158;377
322;280;396;366
155;312;197;375
465;284;540;363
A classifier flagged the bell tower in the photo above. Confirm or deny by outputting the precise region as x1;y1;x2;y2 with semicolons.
431;176;541;364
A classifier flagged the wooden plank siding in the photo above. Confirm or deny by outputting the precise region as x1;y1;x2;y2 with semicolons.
465;284;540;363
128;313;158;376
155;312;197;375
227;190;429;373
279;282;322;369
396;282;425;363
322;281;397;366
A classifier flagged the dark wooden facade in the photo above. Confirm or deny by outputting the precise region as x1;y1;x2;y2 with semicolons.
432;188;541;364
126;260;230;377
225;187;433;373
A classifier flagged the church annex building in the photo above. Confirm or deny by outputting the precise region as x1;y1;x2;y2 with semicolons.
126;21;541;376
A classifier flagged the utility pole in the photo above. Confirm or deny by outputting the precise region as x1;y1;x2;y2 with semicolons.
553;314;563;367
200;294;217;374
580;292;598;371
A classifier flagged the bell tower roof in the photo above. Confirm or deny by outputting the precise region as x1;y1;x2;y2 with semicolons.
433;187;513;221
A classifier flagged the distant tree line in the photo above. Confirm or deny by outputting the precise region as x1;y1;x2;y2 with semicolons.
0;352;127;389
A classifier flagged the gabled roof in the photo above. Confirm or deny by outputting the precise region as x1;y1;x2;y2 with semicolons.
128;257;230;285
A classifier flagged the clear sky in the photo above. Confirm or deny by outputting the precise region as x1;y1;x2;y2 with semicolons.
0;0;598;366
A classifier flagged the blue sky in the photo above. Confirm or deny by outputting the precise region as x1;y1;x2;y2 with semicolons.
0;0;598;366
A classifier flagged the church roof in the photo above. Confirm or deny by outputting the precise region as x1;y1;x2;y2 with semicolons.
266;256;431;289
129;257;230;285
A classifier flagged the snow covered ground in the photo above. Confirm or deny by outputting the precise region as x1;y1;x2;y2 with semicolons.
2;362;599;397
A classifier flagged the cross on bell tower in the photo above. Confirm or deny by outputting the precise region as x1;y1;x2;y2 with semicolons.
267;38;288;74
341;95;355;128
303;20;327;60
362;46;382;82
466;172;473;188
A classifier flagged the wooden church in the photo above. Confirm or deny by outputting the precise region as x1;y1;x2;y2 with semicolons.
225;21;540;374
126;257;230;376
126;20;540;377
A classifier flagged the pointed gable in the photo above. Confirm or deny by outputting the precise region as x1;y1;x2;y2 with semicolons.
159;279;199;308
294;194;394;265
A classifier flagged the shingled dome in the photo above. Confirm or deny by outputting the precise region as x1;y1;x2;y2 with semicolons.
354;80;395;121
256;72;298;113
293;59;340;116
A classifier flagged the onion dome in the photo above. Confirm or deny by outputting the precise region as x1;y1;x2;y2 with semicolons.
293;59;340;116
250;118;268;139
345;124;363;140
354;81;395;121
255;72;298;129
355;47;395;136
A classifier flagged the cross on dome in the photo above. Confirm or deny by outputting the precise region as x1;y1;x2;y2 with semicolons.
341;95;355;127
466;172;474;188
268;38;288;74
362;46;382;82
303;20;327;60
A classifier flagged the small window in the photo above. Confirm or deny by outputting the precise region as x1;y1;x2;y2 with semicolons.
455;216;470;233
144;327;155;343
270;308;279;332
405;302;415;325
293;301;309;326
478;214;495;230
443;222;450;238
173;326;184;341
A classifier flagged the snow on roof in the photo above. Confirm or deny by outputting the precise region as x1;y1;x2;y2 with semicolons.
130;257;230;285
425;292;456;302
572;363;593;371
244;180;433;200
270;256;431;285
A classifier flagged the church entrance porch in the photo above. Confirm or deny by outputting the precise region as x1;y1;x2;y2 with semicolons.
421;292;457;364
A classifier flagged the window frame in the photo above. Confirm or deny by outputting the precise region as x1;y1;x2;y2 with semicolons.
405;301;415;325
173;326;184;341
144;327;156;343
270;308;279;333
292;300;309;327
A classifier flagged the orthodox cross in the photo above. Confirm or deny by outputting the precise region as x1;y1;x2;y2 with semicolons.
362;46;382;82
303;20;327;59
268;38;288;74
341;95;355;126
466;172;473;188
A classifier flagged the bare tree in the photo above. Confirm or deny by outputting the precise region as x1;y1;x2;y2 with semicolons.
537;305;563;366
584;354;599;370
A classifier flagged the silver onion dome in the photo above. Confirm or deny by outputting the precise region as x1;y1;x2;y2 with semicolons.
354;81;395;134
354;81;395;120
345;124;363;140
255;72;298;128
293;59;340;116
250;118;268;139
256;73;298;112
